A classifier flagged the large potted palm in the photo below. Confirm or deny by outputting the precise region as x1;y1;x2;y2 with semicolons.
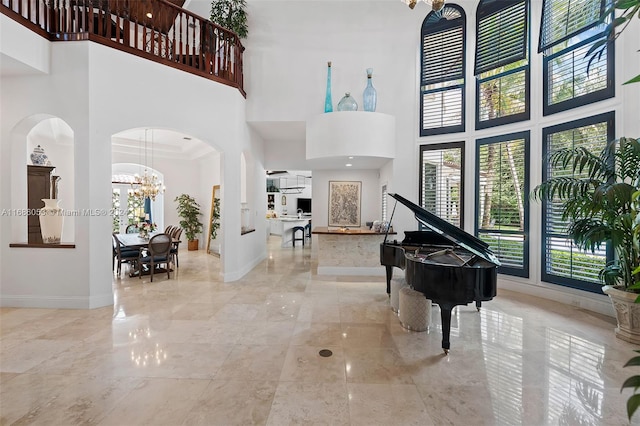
532;137;640;342
175;194;204;251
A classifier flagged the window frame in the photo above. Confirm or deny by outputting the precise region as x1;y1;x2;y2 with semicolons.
419;141;466;229
475;131;530;278
540;111;615;292
542;34;615;116
420;4;466;136
474;0;531;129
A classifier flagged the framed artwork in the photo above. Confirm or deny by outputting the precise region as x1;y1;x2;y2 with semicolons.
328;181;362;227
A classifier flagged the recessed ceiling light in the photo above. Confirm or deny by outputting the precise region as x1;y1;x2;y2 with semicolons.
346;163;352;167
348;156;354;159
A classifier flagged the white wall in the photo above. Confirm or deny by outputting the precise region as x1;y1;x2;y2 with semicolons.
1;37;265;308
312;169;381;229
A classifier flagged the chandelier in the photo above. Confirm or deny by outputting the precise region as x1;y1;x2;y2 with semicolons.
133;129;165;201
402;0;445;11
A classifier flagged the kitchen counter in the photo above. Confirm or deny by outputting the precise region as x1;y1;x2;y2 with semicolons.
269;217;311;247
312;226;395;235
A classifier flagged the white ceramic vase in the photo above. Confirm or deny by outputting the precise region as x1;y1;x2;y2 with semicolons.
39;199;63;244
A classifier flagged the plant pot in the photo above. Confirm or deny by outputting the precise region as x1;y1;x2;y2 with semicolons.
188;239;199;251
602;285;640;344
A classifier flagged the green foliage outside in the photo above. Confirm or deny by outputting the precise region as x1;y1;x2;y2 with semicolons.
210;0;248;39
210;197;221;240
112;189;120;233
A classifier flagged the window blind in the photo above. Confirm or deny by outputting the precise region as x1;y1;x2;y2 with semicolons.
420;143;464;228
476;133;529;277
542;114;613;289
475;0;528;75
539;0;605;53
546;39;608;106
381;185;388;222
422;87;463;130
422;26;463;85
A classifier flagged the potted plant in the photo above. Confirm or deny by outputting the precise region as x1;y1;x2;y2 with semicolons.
174;194;204;251
532;137;640;341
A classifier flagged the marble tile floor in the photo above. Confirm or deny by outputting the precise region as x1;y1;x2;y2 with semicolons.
1;236;639;425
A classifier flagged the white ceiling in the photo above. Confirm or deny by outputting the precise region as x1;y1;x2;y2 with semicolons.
112;128;215;160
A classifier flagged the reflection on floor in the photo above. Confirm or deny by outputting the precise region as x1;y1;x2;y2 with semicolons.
1;236;637;425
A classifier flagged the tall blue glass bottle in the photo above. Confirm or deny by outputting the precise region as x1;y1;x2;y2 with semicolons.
324;61;333;113
363;68;377;112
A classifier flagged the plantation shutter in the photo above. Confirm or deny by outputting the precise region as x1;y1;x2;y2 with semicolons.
476;133;529;277
542;113;613;289
420;5;466;136
420;143;464;228
475;0;528;75
422;88;463;130
381;185;388;221
422;26;463;85
539;0;605;53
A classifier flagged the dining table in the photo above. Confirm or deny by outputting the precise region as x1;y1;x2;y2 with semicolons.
115;233;181;277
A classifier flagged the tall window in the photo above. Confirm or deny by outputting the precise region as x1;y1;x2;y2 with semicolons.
420;5;465;136
476;132;530;277
475;0;530;129
541;112;615;292
381;184;388;221
539;0;614;115
419;142;464;228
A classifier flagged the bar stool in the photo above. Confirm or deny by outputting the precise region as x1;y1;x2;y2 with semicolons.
292;226;305;247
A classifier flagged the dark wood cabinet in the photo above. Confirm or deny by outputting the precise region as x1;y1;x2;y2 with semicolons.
27;165;55;244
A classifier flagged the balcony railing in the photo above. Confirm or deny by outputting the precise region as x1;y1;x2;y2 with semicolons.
1;0;245;96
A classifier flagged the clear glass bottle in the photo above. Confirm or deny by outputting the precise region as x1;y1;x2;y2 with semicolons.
363;68;377;112
337;92;358;111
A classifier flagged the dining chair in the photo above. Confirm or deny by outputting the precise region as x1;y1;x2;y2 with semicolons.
170;227;183;268
125;224;138;234
138;233;172;282
112;233;139;277
164;225;175;234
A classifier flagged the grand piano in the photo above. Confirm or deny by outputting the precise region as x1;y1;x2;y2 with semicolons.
380;193;500;354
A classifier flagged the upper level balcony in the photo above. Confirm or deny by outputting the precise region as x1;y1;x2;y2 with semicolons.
1;0;244;96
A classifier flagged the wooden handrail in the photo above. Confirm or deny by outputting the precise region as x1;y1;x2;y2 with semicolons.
1;0;245;96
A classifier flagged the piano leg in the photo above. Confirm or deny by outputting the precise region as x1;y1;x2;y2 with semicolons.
476;300;482;311
385;266;393;296
439;303;455;355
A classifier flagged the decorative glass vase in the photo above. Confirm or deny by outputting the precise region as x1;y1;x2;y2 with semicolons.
39;199;63;244
324;61;333;113
363;68;377;112
337;92;358;111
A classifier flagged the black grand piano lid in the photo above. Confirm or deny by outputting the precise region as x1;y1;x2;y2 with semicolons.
388;193;501;266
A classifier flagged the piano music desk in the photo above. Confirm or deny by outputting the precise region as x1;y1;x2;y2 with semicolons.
312;227;396;276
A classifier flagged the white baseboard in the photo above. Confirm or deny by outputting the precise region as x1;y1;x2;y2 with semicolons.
223;252;267;282
498;278;615;318
0;293;113;309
